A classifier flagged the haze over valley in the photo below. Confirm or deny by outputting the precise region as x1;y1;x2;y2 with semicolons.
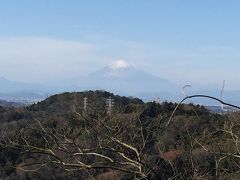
0;59;239;107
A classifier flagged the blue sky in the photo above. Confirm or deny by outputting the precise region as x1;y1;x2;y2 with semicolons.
0;0;240;89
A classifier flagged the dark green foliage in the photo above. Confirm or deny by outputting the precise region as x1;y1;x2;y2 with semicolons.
0;91;239;179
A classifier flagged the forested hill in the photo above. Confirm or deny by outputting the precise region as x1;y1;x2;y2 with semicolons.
0;91;239;179
27;90;144;114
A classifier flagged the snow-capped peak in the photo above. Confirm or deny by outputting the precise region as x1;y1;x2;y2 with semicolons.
110;60;131;69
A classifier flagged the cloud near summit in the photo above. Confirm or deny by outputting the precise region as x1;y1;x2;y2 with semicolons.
1;36;236;88
0;37;149;83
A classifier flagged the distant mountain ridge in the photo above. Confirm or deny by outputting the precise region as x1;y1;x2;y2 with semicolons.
1;61;240;106
0;77;50;93
0;77;50;103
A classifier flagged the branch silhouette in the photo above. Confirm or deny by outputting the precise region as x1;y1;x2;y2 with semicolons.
166;94;240;126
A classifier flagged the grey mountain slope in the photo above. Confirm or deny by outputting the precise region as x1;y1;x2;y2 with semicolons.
0;77;47;93
0;77;53;101
67;66;178;96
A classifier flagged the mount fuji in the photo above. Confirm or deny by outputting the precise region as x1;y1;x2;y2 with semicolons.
64;60;179;100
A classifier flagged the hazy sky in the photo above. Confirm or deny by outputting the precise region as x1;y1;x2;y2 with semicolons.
0;1;240;89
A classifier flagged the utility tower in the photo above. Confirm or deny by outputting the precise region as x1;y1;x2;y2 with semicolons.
106;96;114;115
154;96;161;104
83;97;88;112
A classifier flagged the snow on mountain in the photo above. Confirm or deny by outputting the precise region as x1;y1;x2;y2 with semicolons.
76;60;178;96
110;60;131;69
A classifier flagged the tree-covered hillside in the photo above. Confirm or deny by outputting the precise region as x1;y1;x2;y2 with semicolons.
0;91;240;179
